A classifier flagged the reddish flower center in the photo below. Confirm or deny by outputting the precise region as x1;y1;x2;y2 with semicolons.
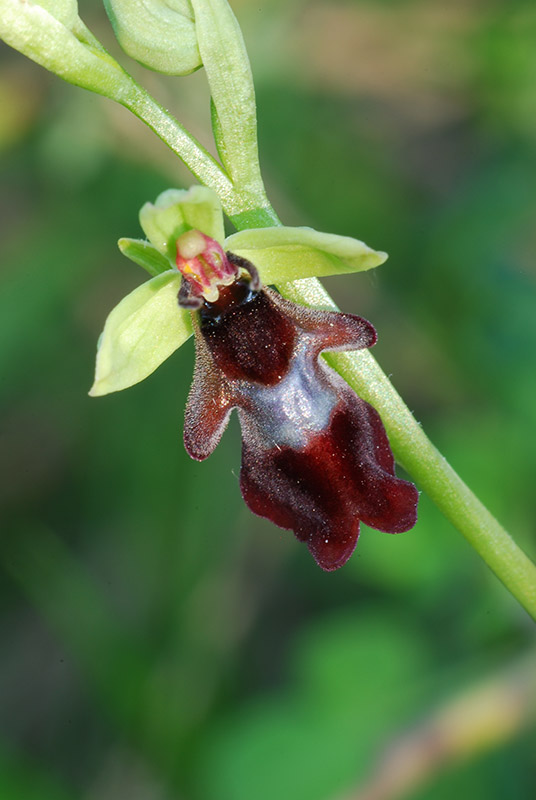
176;231;237;303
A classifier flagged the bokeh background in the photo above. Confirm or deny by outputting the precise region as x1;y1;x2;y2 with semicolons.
1;1;536;798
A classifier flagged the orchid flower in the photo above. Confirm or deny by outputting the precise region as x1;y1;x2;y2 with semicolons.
90;186;418;570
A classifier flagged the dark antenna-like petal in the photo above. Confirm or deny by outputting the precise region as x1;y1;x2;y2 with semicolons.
183;326;234;461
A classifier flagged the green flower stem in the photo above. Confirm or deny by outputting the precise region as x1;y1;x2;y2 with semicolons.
120;80;235;207
119;81;279;222
277;276;536;621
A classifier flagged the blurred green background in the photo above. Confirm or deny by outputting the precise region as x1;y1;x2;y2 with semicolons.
1;1;535;798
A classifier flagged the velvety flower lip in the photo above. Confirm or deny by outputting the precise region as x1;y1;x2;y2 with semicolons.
179;245;419;572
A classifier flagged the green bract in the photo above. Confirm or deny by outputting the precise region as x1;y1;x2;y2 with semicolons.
91;186;388;396
190;0;263;200
103;0;201;76
0;0;132;100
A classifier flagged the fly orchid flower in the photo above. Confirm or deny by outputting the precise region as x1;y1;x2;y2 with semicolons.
90;186;418;571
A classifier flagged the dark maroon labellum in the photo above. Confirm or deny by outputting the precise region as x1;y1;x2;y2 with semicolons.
200;279;296;384
178;249;418;572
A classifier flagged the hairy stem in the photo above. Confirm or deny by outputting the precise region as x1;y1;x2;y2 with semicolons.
120;82;275;220
120;81;235;206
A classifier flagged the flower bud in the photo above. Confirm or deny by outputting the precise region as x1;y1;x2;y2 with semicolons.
103;0;201;75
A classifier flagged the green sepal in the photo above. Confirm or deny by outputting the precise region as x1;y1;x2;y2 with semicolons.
139;186;225;263
103;0;201;76
89;270;191;396
225;226;388;284
118;237;173;277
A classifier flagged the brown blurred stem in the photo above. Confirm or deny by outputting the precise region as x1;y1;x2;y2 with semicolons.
337;653;536;800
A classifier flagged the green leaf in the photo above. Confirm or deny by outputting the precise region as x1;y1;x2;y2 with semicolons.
225;226;388;284
139;186;225;262
89;270;191;396
103;0;201;76
118;237;173;277
0;0;134;100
